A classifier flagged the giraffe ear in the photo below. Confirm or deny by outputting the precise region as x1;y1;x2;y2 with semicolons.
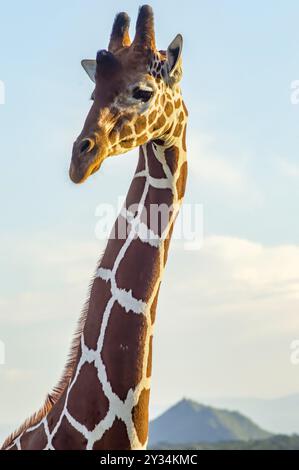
166;34;183;79
81;59;97;83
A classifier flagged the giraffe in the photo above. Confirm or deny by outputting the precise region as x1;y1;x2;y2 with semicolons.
2;5;188;450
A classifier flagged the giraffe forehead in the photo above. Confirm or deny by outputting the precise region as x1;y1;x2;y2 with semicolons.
114;46;150;73
113;47;167;83
94;48;151;94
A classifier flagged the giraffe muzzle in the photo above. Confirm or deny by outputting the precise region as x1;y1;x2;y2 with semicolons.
69;137;103;184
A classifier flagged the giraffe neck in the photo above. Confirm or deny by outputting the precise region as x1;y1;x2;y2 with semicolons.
67;138;187;450
4;120;187;451
52;134;187;450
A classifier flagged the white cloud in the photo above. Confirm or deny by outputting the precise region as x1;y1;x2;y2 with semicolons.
0;234;105;324
196;235;299;291
2;368;34;383
186;133;264;211
151;235;299;409
189;133;249;190
164;236;299;333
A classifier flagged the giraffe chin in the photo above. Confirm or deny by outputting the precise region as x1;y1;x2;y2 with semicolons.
69;159;104;184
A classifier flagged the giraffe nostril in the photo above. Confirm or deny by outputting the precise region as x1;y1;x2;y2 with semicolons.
79;138;94;154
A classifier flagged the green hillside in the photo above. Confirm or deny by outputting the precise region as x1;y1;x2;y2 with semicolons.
149;398;272;446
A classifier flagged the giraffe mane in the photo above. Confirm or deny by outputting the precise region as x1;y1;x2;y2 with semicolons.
1;261;102;449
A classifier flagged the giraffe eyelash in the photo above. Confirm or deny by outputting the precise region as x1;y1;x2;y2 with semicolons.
132;87;153;103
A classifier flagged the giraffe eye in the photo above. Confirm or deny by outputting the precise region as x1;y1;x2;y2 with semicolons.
132;87;153;103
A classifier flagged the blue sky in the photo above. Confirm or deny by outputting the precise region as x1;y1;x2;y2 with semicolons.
1;0;299;439
0;0;299;242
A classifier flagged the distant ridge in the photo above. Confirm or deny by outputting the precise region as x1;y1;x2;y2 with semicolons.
149;398;271;446
204;393;299;434
151;434;299;450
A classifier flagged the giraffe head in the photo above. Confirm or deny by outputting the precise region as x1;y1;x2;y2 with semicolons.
70;5;184;184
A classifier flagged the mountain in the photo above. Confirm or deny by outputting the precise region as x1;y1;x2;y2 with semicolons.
152;434;299;450
204;393;299;435
149;398;271;446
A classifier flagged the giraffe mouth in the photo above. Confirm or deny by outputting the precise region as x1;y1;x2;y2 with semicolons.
81;158;104;182
91;161;102;175
69;155;104;184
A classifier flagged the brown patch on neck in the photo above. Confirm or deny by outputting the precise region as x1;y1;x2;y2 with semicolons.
174;98;181;109
143;187;174;237
67;362;110;431
150;284;161;325
173;122;183;138
182;124;187;152
182;100;189;116
47;388;67;433
146;336;153;378
83;277;112;350
176;161;188;200
20;423;48;450
165;145;179;175
52;416;88;450
178;110;185;123
163;222;174;266
136;147;146;172
126;177;147;212
147;143;166;178
93;418;131;450
132;388;150;446
101;302;147;401
116;238;161;303
100;214;132;270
